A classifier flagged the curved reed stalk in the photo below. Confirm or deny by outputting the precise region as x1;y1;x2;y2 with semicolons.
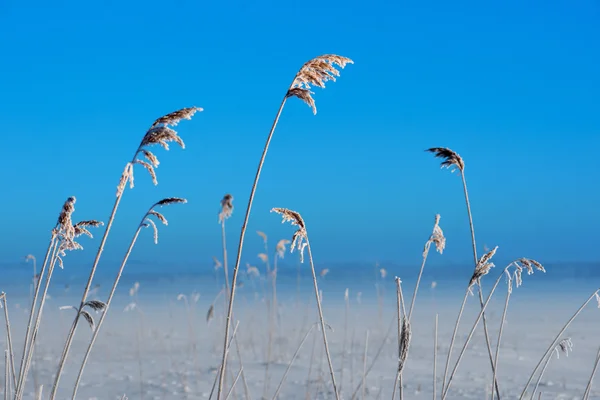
426;147;500;399
271;208;340;400
49;107;200;400
490;272;512;400
530;338;572;399
216;54;352;400
583;347;600;400
519;288;600;400
71;198;186;399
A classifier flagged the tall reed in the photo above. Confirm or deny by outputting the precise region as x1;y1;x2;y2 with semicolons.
392;278;409;400
217;194;250;400
216;55;352;400
427;147;500;399
71;198;187;399
16;199;103;400
49;107;200;400
271;208;340;399
583;347;600;400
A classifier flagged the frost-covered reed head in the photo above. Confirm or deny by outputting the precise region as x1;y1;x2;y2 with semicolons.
141;197;187;244
286;54;353;114
423;214;446;257
469;246;498;288
117;107;202;196
219;194;234;223
271;208;308;262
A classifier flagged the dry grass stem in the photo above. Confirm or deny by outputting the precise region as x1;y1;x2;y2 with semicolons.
583;348;600;400
530;338;573;399
216;54;351;400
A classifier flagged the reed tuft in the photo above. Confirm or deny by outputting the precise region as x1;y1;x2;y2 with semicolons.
468;246;498;289
286;55;353;114
271;208;308;262
219;194;234;223
426;147;465;173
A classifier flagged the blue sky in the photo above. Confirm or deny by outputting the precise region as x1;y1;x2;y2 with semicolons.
1;0;598;275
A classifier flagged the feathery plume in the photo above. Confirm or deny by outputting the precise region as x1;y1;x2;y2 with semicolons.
286;55;354;114
219;194;234;223
150;107;202;129
213;257;222;270
257;231;268;243
469;246;498;288
271;208;308;262
84;300;107;312
426;147;465;173
276;239;291;258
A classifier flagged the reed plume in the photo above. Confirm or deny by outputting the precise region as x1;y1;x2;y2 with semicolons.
427;147;499;398
49;107;199;400
71;197;187;399
270;207;340;399
217;55;351;400
530;338;573;399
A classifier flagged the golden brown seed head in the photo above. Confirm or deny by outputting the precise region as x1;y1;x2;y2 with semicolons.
426;147;465;173
271;208;308;262
150;107;203;129
286;54;353;114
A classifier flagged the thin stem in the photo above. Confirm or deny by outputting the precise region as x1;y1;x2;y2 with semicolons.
1;295;16;389
408;246;430;321
271;324;316;400
340;290;349;396
433;314;438;400
519;289;599;400
491;284;511;400
530;349;557;400
5;350;9;400
583;347;600;400
217;96;288;400
392;280;402;400
71;220;144;399
460;171;500;399
305;238;339;400
209;322;240;400
264;253;278;398
16;235;54;390
220;219;250;400
442;268;506;400
50;184;129;400
16;242;60;399
441;290;469;396
361;330;369;400
350;315;396;400
224;368;243;400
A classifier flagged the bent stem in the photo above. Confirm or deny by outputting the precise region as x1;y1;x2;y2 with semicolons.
519;289;599;400
583;348;600;400
217;97;288;400
442;268;507;400
71;225;142;399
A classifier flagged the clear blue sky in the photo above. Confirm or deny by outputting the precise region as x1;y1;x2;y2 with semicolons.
1;0;598;274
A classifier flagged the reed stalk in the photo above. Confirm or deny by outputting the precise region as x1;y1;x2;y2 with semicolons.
216;55;352;400
583;347;600;400
49;107;199;400
433;314;438;400
0;294;16;390
530;338;572;400
519;289;599;400
71;198;186;399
